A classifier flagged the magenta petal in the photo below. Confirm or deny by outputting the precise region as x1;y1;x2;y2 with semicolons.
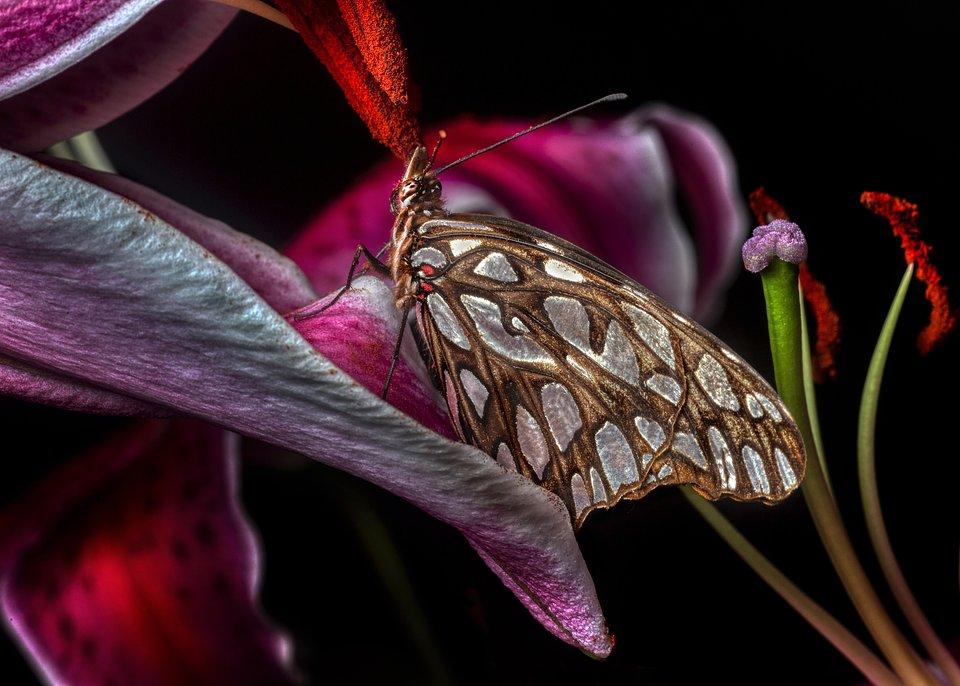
625;105;748;318
0;354;167;416
0;1;236;152
287;277;454;439
0;149;611;655
0;421;294;685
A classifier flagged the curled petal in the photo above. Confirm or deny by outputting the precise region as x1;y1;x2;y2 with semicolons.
625;105;748;318
0;421;294;685
0;1;236;152
1;155;315;414
742;219;808;273
0;149;611;656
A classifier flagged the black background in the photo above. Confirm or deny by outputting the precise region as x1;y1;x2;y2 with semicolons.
2;2;958;684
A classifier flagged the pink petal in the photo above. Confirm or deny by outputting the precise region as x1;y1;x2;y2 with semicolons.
0;1;236;152
0;148;611;655
625;104;748;318
286;277;453;439
0;421;294;685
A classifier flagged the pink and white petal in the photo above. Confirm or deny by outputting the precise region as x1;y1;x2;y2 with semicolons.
0;1;236;152
0;354;167;416
623;104;748;318
40;155;317;314
286;277;453;439
0;149;611;656
0;421;295;685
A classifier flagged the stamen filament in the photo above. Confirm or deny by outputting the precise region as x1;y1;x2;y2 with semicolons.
208;0;296;31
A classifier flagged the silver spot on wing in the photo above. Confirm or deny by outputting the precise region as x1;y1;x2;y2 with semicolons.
449;238;481;256
672;432;709;470
541;383;581;451
595;422;640;492
707;426;737;490
496;443;516;472
634;416;666;451
758;395;783;422
410;247;447;268
544;296;639;385
459;368;488;418
473;252;518;282
516;405;550;478
657;464;674;479
544;258;584;282
511;317;529;333
622;303;676;370
742;445;771;495
774;447;798;490
461;294;552;363
694;353;740;411
745;393;764;418
645;373;681;405
571;473;590;516
590;467;606;503
427;293;471;350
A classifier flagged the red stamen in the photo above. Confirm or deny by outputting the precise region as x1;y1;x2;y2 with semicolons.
861;192;956;353
275;0;420;158
749;188;840;380
748;186;789;223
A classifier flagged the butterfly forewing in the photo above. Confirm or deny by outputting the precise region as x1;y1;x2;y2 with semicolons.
412;214;805;528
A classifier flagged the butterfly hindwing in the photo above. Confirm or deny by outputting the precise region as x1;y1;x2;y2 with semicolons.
412;214;805;528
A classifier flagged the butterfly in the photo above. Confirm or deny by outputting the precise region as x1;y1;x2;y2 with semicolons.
326;95;806;529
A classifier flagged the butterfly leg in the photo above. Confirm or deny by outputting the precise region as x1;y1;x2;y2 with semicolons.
292;244;389;320
381;302;413;400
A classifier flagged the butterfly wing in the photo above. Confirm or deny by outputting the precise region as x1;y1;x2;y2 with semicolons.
411;213;805;528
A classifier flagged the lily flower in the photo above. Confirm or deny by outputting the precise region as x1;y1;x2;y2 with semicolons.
0;0;749;679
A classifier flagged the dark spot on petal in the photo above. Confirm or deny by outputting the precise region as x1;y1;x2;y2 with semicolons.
194;520;216;548
80;637;97;659
211;573;230;596
58;615;75;641
170;539;189;562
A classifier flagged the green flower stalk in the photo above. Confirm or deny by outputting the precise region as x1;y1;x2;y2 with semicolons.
687;217;954;685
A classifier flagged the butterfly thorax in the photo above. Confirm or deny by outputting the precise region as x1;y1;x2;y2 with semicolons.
389;146;447;309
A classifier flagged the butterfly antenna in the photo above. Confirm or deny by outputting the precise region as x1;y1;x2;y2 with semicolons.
427;130;447;169
433;92;627;174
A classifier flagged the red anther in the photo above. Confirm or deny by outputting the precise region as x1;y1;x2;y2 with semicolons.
861;192;956;353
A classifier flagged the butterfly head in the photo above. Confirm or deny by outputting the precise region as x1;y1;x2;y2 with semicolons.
390;146;442;215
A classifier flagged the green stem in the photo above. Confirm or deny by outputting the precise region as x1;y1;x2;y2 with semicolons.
761;259;938;685
684;490;902;686
859;264;960;686
337;489;454;686
798;294;832;495
66;131;116;173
